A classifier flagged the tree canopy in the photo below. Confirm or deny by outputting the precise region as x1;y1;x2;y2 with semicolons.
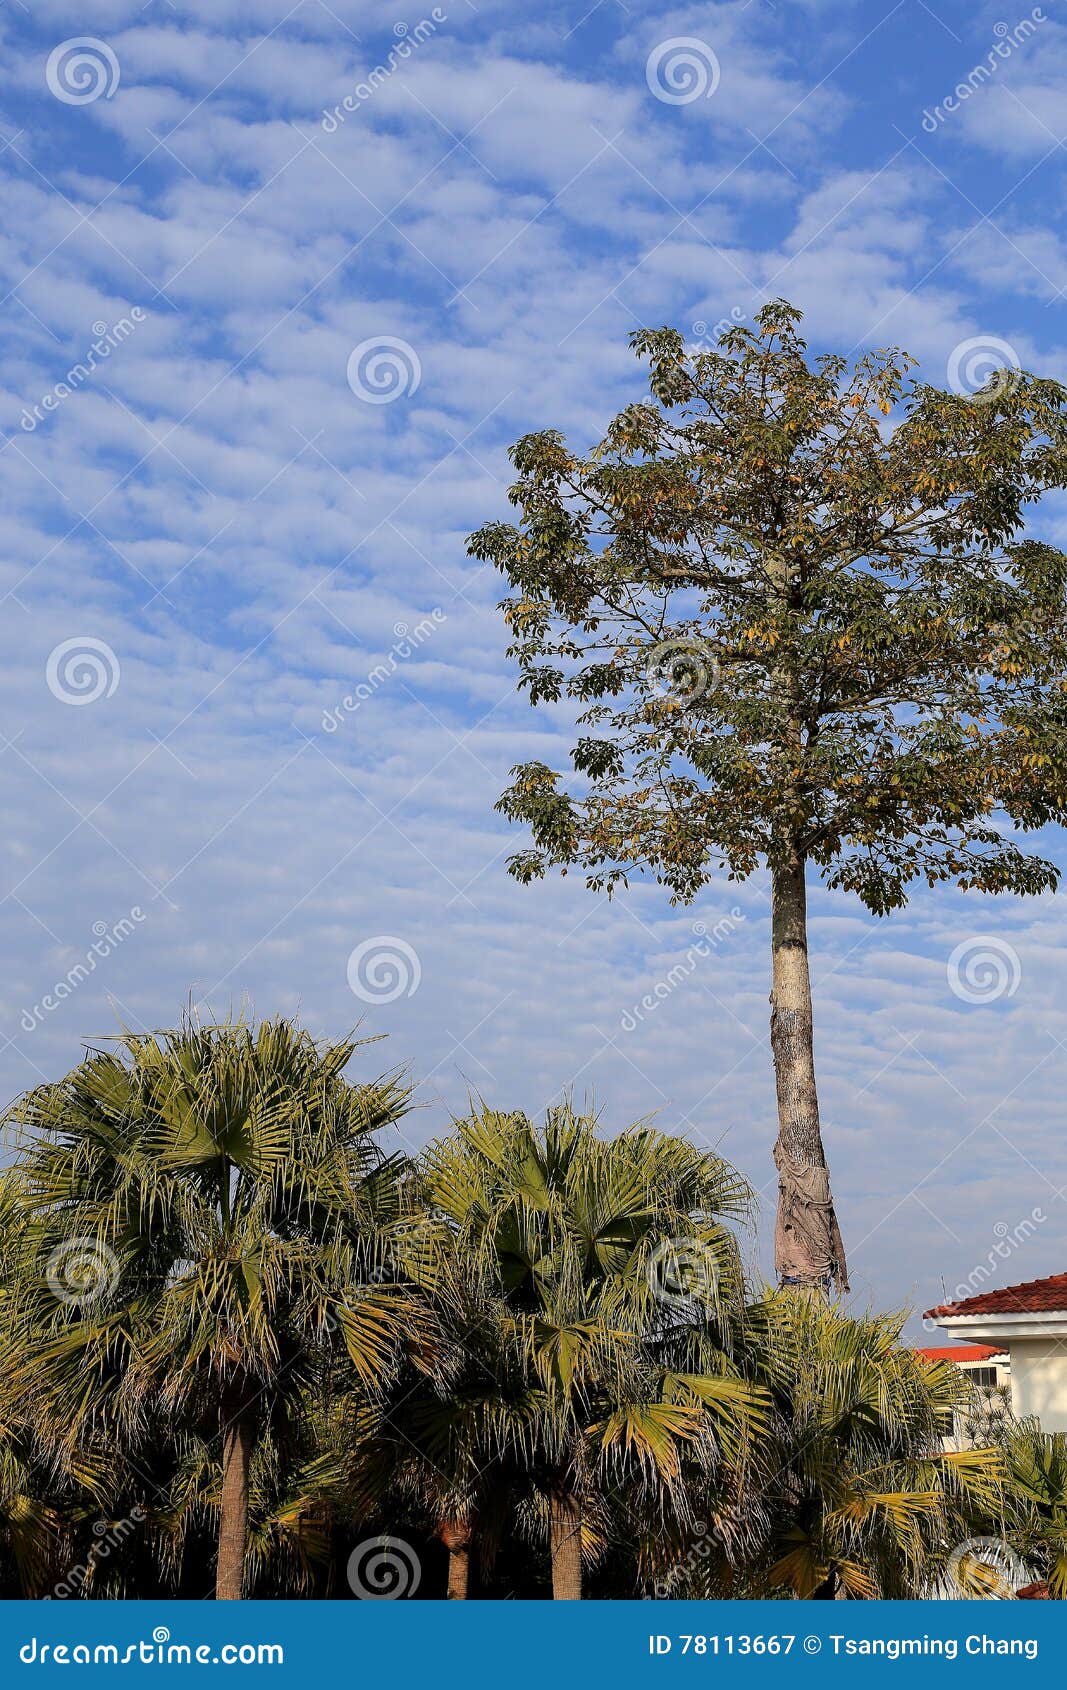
469;299;1067;916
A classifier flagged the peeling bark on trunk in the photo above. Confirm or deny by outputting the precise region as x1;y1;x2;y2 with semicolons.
549;1495;582;1600
770;855;848;1293
215;1406;252;1601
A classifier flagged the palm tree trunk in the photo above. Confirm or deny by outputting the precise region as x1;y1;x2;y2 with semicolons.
549;1494;582;1600
438;1518;472;1599
770;855;848;1293
447;1546;470;1599
216;1407;252;1600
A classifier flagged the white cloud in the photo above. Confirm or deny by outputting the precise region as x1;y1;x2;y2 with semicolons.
0;0;1065;1330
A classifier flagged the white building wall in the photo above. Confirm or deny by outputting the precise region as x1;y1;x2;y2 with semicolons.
1007;1339;1067;1433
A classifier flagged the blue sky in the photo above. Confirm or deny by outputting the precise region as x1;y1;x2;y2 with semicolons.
1;0;1066;1332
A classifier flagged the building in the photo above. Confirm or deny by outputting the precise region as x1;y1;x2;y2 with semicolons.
924;1272;1067;1434
914;1343;1011;1449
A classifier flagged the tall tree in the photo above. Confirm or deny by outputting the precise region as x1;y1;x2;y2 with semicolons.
6;1017;420;1600
469;301;1067;1289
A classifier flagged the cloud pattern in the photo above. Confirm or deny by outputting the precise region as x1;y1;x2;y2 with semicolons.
1;0;1066;1332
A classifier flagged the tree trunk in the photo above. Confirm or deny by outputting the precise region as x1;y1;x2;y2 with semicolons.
447;1546;470;1599
549;1494;582;1600
438;1517;472;1599
770;855;848;1293
216;1407;253;1600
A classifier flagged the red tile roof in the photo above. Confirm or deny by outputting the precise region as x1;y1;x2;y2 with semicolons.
915;1345;1002;1362
1017;1582;1052;1601
924;1272;1067;1319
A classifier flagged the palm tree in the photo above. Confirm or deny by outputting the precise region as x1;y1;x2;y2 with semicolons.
0;1169;114;1597
344;1369;494;1598
420;1104;766;1598
151;1420;338;1596
5;1015;421;1600
985;1421;1067;1599
0;1308;77;1595
342;1213;540;1599
687;1294;1008;1599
